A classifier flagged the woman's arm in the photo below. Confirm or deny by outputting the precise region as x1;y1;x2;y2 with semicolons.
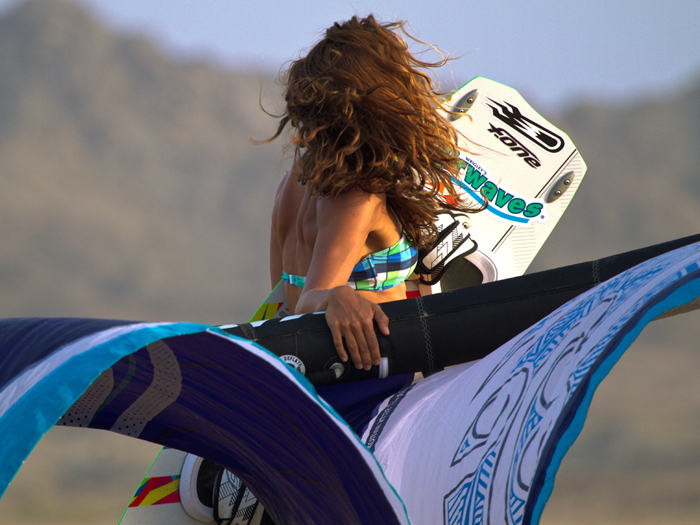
295;189;390;370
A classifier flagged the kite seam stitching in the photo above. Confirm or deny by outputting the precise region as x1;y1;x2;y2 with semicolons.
415;296;435;372
592;260;600;284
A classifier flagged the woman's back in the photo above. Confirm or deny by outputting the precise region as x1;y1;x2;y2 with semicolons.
270;164;409;315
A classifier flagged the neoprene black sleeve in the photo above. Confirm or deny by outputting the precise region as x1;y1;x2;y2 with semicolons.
222;233;700;386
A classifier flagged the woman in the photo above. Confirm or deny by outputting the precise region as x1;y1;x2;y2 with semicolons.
268;15;477;372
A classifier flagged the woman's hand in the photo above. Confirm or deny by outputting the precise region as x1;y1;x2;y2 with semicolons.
324;286;390;370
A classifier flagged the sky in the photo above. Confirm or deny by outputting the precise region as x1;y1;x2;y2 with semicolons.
1;0;700;111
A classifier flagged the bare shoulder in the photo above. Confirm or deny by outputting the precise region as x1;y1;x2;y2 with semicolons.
316;186;385;221
272;166;305;222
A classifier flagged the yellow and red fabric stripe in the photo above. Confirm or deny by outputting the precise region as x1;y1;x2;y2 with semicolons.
128;475;181;507
250;301;284;322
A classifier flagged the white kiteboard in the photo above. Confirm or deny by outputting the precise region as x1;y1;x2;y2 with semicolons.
119;77;586;525
436;76;586;286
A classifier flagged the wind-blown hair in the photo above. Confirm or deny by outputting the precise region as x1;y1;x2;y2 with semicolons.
268;15;477;248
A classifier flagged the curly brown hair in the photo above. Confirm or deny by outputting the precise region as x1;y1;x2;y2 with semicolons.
267;15;478;249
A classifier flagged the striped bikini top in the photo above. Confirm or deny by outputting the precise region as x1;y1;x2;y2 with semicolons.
282;233;418;292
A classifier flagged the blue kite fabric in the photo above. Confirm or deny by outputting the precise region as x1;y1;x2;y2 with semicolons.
1;241;699;525
0;320;410;525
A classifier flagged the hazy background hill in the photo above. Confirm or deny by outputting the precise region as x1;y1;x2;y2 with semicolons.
1;1;699;524
538;77;700;267
0;0;286;324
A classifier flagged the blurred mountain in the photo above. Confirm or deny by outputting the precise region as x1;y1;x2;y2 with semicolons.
0;0;285;324
533;75;700;268
1;1;700;524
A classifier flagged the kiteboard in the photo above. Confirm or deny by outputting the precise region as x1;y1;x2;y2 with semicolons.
118;77;586;525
